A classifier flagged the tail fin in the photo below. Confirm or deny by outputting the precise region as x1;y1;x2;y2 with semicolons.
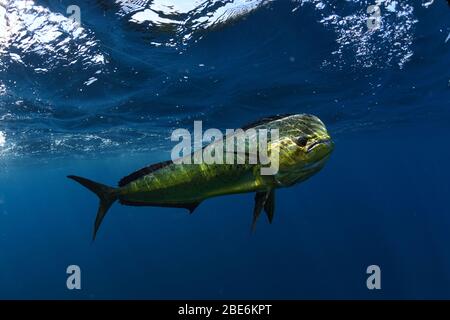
67;175;118;240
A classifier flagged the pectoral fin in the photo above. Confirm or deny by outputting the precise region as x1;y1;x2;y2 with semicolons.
252;192;268;232
264;190;275;223
252;189;275;232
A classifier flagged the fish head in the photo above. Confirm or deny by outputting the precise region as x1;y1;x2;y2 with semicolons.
273;114;334;186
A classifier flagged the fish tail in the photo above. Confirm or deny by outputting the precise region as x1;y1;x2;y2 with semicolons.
67;175;118;240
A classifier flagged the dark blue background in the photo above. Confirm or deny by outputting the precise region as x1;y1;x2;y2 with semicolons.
0;0;449;298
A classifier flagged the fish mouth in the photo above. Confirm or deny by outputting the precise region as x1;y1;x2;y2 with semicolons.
307;138;333;153
299;153;331;172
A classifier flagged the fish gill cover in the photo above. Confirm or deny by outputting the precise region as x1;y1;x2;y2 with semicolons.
0;0;448;160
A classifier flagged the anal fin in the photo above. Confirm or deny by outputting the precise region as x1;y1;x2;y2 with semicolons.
186;202;201;214
119;199;201;214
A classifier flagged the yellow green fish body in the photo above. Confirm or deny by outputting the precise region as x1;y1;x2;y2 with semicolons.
68;114;334;239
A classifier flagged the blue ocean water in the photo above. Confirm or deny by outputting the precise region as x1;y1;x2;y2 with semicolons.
0;0;449;299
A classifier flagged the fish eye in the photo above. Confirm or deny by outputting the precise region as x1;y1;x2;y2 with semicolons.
295;136;308;147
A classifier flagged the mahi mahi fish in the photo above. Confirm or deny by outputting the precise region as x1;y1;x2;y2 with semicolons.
68;114;334;239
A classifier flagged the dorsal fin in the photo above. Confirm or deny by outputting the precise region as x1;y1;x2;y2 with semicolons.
118;160;172;187
241;114;294;130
